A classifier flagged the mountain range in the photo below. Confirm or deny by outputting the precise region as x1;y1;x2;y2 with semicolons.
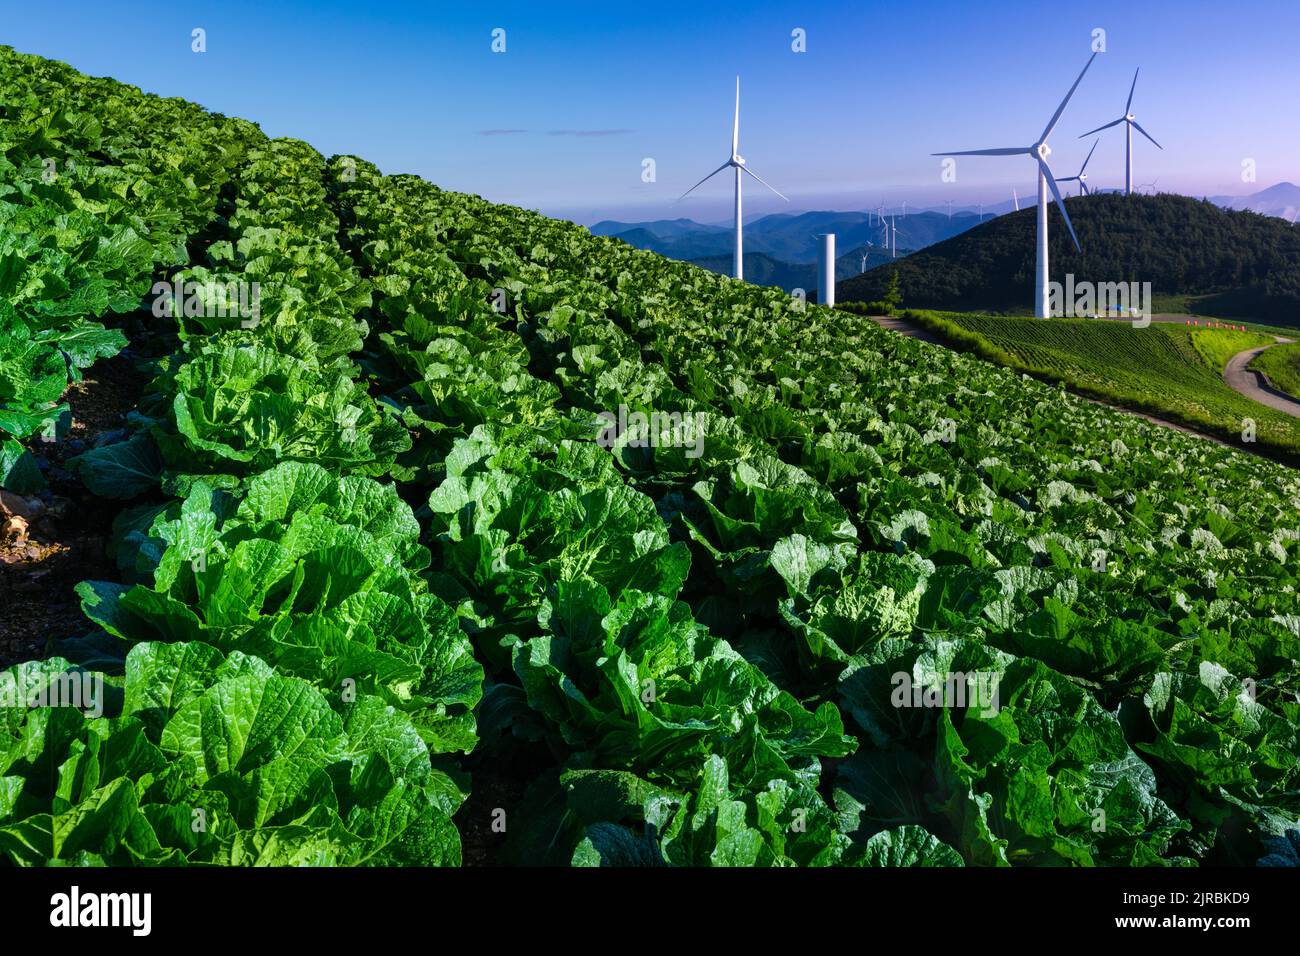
590;210;977;263
1207;181;1300;222
686;246;905;297
588;184;1300;298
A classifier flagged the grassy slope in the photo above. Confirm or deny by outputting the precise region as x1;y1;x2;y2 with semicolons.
1189;328;1276;372
901;310;1300;459
1251;341;1300;398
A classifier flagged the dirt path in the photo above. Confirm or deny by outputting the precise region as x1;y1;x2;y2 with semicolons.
872;316;946;344
0;352;147;668
1223;338;1300;417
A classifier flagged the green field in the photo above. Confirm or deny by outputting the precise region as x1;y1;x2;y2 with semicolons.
1251;341;1300;398
4;46;1300;870
902;310;1300;459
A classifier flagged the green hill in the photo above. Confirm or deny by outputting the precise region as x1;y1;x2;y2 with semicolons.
839;194;1300;324
900;312;1300;457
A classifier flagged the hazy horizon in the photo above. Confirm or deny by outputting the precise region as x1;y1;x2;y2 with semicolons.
3;0;1298;226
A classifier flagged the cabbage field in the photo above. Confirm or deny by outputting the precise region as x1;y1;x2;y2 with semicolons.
2;46;1298;868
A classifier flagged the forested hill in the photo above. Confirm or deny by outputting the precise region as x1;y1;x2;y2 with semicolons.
838;193;1300;322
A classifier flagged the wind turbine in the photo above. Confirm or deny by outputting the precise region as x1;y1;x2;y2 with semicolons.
935;52;1096;318
679;76;788;281
1079;68;1162;197
859;242;874;273
884;217;911;258
1012;187;1020;211
1056;139;1100;196
945;199;953;220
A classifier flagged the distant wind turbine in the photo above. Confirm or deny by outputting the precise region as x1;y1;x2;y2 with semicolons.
1079;68;1162;197
679;76;788;281
945;199;953;220
859;242;874;273
1056;138;1100;196
884;217;912;258
935;52;1096;317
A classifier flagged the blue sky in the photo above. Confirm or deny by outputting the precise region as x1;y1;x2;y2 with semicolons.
3;0;1297;223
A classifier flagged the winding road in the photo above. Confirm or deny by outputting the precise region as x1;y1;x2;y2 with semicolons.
1223;337;1300;416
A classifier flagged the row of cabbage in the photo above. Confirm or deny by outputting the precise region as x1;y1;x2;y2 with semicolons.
0;44;242;493
2;48;476;865
320;169;1299;864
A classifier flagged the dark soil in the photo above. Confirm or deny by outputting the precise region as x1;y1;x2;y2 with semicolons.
454;743;554;866
0;352;146;668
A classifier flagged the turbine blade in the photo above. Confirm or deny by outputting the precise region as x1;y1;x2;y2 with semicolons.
1039;52;1097;144
1126;67;1140;114
931;147;1030;156
678;161;731;201
1078;117;1125;137
741;165;788;200
1055;175;1080;183
733;76;740;156
1081;182;1090;196
1131;120;1162;149
1039;158;1081;252
1081;137;1099;172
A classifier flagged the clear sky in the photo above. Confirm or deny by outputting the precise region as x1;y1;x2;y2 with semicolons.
3;0;1297;223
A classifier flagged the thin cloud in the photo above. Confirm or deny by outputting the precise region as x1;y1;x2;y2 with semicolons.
546;129;634;137
478;128;528;136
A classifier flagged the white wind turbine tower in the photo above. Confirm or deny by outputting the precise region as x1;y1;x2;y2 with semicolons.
884;217;911;258
1079;68;1162;197
679;76;788;281
1056;139;1100;197
945;199;953;220
935;52;1096;318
